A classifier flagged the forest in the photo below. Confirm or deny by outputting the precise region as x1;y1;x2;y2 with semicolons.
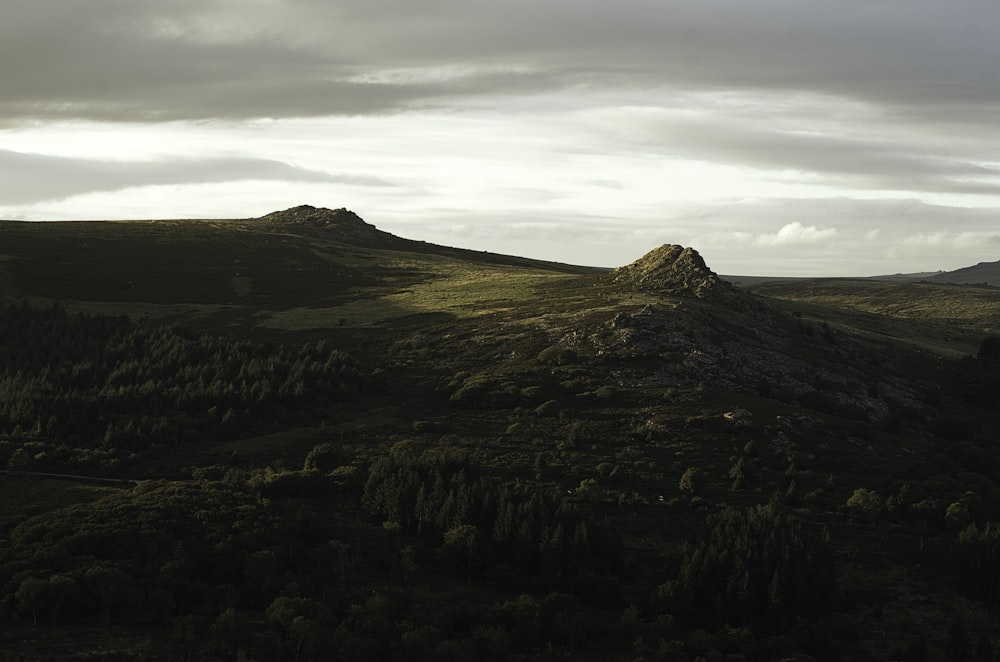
0;302;844;661
0;302;362;472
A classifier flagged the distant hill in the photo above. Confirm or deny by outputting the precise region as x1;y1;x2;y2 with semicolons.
724;272;945;287
722;275;809;287
866;271;943;282
921;260;1000;287
0;206;602;318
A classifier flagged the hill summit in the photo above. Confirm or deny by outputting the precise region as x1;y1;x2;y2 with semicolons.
255;205;397;245
613;244;728;298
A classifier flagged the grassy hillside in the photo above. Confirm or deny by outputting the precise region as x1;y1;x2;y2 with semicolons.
748;278;1000;357
2;208;1000;660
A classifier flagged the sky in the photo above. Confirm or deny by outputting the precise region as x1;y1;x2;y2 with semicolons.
3;1;1000;276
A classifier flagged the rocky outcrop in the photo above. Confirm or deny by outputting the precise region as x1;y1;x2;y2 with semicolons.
255;205;399;245
612;245;730;298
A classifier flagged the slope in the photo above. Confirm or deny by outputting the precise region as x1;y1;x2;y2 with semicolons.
924;259;1000;287
2;210;1000;659
0;206;603;332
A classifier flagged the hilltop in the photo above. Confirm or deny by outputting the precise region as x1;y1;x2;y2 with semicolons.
253;204;402;245
612;244;731;298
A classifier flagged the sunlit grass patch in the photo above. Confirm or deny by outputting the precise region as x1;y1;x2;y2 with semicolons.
259;260;590;329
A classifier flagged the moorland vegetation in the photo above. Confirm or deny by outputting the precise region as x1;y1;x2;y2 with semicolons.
1;206;1000;660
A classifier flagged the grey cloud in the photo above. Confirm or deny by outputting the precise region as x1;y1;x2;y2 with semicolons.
0;0;570;122
605;113;1000;197
0;149;385;204
5;1;1000;124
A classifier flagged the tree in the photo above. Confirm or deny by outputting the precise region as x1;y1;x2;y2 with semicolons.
678;467;698;497
173;614;208;662
303;442;339;473
975;634;993;662
667;504;836;629
15;577;48;626
905;634;929;662
47;575;80;625
946;502;971;530
978;336;1000;363
289;616;321;661
729;458;749;490
266;595;327;659
846;488;882;516
211;608;250;658
7;447;30;473
955;523;1000;606
947;616;970;662
399;545;417;587
444;524;483;584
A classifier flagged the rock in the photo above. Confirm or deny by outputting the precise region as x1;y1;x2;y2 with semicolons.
254;205;397;245
723;408;753;427
612;244;729;298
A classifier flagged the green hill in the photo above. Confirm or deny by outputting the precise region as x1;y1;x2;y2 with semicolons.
2;207;1000;660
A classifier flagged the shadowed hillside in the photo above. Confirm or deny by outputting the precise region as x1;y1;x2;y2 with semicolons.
923;259;1000;287
2;207;1000;660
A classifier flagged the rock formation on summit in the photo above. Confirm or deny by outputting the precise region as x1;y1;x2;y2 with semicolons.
612;244;729;298
254;205;399;245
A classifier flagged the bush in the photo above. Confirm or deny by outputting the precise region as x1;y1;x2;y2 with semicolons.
303;443;340;472
537;345;578;366
945;502;971;529
845;488;881;516
679;467;699;496
534;400;561;418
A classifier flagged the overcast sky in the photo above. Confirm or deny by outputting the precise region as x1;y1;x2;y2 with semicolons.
3;0;1000;275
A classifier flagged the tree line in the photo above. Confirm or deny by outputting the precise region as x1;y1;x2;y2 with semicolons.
0;302;363;470
362;442;623;580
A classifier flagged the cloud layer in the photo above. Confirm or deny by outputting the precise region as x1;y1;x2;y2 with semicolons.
0;149;384;204
6;1;1000;124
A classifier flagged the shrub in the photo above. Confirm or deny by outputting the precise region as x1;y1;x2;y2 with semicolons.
303;443;339;473
679;467;699;496
537;346;577;366
535;400;561;418
945;502;971;529
845;488;881;515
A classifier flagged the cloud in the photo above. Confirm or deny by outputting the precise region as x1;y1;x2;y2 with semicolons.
3;0;1000;126
900;231;1000;250
756;222;838;246
677;198;1000;275
0;149;385;204
581;106;1000;199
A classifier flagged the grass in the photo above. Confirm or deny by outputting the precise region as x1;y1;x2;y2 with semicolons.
750;279;1000;356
